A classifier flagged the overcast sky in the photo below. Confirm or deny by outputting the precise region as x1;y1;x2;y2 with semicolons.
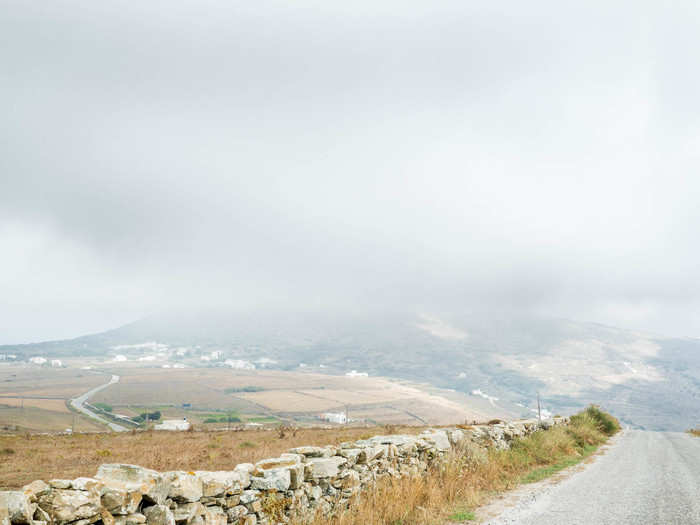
2;0;700;343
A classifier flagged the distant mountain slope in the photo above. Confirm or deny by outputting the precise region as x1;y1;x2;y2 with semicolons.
3;311;699;430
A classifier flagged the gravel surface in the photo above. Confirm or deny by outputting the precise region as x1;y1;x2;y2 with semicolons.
485;430;700;525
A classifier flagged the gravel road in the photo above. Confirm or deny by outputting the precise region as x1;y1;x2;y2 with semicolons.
485;430;700;525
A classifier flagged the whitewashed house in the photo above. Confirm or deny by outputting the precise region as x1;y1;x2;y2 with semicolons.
154;418;191;431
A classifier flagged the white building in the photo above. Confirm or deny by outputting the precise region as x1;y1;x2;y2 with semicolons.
224;359;255;370
321;412;347;424
345;370;368;378
50;359;63;367
29;356;47;365
154;418;191;431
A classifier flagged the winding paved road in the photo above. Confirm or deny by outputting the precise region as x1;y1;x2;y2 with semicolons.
486;430;700;525
69;374;127;431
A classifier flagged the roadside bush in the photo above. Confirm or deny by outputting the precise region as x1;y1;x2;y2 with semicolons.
571;405;620;436
133;411;161;422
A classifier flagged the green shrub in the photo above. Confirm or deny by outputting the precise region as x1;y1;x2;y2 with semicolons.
203;414;241;424
224;386;265;394
571;405;620;436
133;411;161;422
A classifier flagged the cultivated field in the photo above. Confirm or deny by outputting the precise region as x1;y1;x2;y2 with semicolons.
0;425;425;490
91;368;503;425
0;364;507;432
0;366;107;432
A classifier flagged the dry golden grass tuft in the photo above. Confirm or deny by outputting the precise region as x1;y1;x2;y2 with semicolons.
0;425;424;490
687;428;700;437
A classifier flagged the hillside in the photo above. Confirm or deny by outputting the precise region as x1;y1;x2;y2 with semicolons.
3;311;699;430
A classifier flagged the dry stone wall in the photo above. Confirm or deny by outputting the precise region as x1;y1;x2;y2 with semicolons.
0;418;567;525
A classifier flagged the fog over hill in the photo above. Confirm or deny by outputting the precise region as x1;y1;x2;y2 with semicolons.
4;311;700;431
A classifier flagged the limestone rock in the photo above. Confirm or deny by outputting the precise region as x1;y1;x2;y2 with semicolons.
0;491;35;524
239;515;257;525
358;446;384;463
37;489;101;524
338;448;362;463
233;465;253;490
163;472;202;503
249;469;290;491
22;480;50;501
225;505;247;522
97;464;171;505
419;430;451;451
194;471;246;497
304;457;347;479
49;480;72;490
250;457;302;491
171;502;203;522
287;446;325;457
114;513;146;525
202;506;226;525
142;505;175;525
239;490;259;505
101;486;142;515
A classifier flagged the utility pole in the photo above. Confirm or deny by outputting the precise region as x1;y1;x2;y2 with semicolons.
72;413;75;434
537;392;542;422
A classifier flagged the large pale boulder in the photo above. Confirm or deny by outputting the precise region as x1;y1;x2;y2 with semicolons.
96;464;171;505
202;506;226;525
287;446;326;457
163;472;202;503
233;465;253;491
0;492;35;524
304;457;347;479
171;502;204;522
250;456;304;491
37;489;101;524
142;505;175;525
194;471;246;497
358;446;385;463
22;481;50;501
338;448;363;463
101;486;142;515
419;430;451;451
249;469;290;492
71;479;104;492
238;491;259;505
225;505;247;522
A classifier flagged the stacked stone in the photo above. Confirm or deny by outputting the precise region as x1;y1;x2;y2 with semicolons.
0;418;567;525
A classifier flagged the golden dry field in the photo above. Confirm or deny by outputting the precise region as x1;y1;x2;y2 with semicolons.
0;366;108;432
91;368;501;425
0;364;505;433
0;425;424;490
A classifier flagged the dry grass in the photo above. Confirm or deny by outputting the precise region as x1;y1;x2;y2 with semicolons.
0;398;71;412
303;407;620;525
687;428;700;437
0;425;424;490
0;406;104;433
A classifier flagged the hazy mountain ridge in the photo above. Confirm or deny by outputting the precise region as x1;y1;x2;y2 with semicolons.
3;312;698;430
